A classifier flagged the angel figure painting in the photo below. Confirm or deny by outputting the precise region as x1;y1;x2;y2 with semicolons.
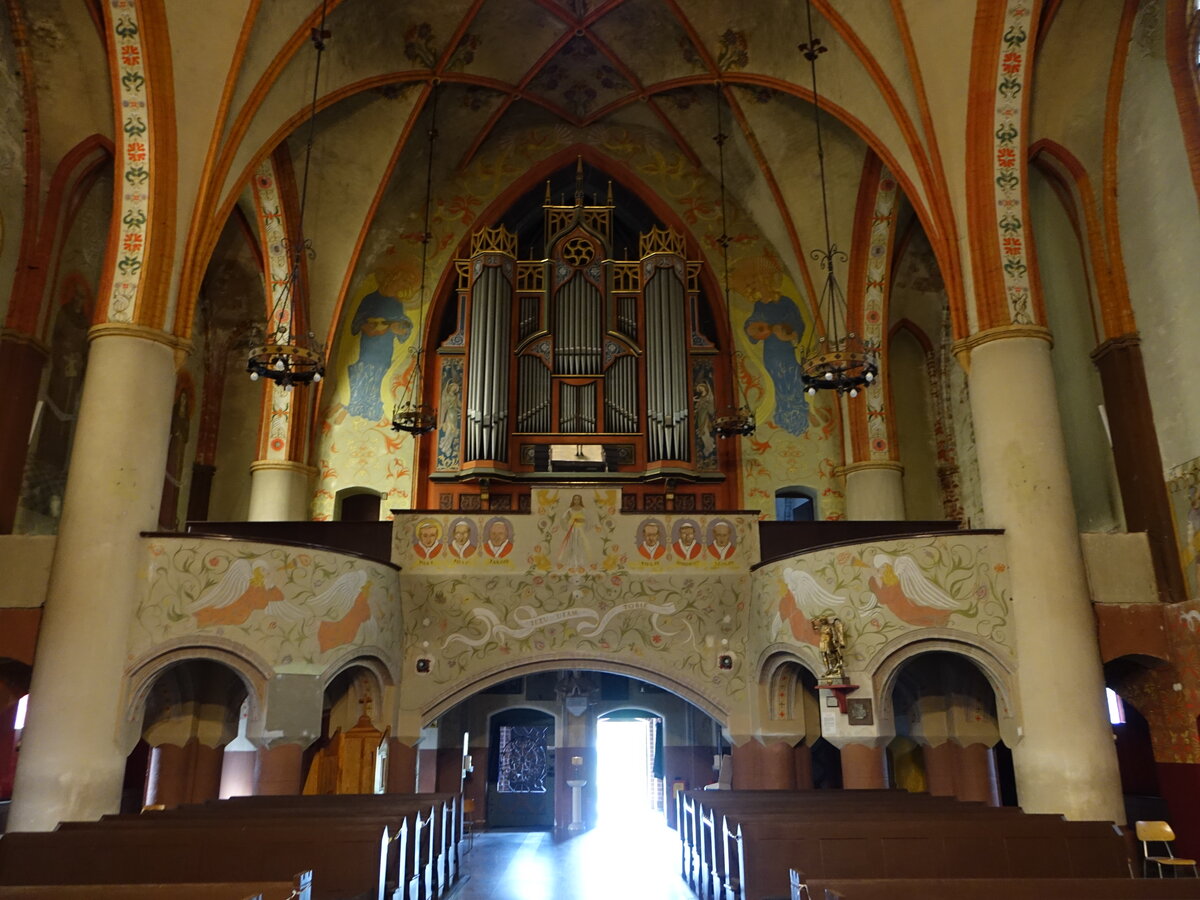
188;562;375;655
189;559;284;628
779;567;848;645
866;553;958;627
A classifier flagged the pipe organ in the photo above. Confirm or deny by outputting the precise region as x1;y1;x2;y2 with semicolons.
430;168;728;507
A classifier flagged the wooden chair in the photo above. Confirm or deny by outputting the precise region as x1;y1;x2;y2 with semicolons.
1136;820;1199;878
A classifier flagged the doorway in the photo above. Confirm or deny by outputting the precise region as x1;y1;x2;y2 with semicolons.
596;711;663;824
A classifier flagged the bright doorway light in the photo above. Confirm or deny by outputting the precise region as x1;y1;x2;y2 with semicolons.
1106;688;1125;725
14;694;28;730
596;717;659;824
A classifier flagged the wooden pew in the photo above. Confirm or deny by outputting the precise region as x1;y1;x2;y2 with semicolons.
89;794;459;900
793;873;1200;900
0;822;388;900
725;816;1130;900
212;793;461;894
0;871;310;900
677;790;1015;900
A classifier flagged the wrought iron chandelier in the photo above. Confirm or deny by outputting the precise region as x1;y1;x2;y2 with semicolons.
246;3;329;389
391;82;440;436
798;0;877;399
711;83;756;439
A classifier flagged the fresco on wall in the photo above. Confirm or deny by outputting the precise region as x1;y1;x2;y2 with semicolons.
394;489;757;716
346;290;413;421
17;281;92;533
131;537;402;675
435;358;463;470
754;533;1012;672
312;114;844;519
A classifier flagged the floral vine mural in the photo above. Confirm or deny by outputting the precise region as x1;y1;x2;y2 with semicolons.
754;533;1013;673
132;538;402;675
395;489;753;716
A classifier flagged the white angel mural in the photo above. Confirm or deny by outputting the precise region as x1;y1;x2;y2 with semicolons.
778;567;848;645
262;570;375;654
865;553;959;626
188;559;283;628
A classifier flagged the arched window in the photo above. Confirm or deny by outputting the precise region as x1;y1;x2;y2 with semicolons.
335;488;382;522
775;486;817;521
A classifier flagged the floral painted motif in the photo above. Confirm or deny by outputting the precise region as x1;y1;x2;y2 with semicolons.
991;3;1034;324
250;158;294;460
106;1;151;322
862;170;897;460
133;538;402;675
755;534;1012;671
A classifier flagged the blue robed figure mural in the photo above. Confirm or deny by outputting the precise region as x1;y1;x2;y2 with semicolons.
346;290;413;421
744;293;809;435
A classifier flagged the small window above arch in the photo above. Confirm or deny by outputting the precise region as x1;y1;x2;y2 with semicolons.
776;486;817;522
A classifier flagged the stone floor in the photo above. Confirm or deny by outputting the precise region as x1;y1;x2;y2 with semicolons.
450;812;696;900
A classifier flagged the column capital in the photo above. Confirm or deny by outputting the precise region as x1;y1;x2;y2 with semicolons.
952;324;1052;371
1089;331;1141;363
837;460;905;477
88;323;192;370
249;460;318;477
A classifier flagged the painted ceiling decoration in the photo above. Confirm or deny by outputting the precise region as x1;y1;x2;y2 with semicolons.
165;0;1066;350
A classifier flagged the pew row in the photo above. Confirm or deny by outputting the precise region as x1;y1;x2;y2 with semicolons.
675;789;1135;900
0;794;460;900
0;870;310;900
73;793;461;900
792;873;1200;900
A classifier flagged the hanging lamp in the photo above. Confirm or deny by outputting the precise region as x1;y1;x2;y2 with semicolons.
798;0;877;399
711;83;757;439
246;3;329;389
391;82;440;436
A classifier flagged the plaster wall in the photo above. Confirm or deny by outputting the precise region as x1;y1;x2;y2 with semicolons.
1117;0;1200;469
0;535;55;609
1028;171;1123;533
208;371;262;523
892;329;941;520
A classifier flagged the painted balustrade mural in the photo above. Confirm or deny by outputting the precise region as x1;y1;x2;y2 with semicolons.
394;489;754;718
128;502;1016;738
131;537;403;677
753;532;1014;675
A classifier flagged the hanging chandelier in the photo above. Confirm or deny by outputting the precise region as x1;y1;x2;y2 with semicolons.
246;3;329;389
711;83;756;440
798;0;877;399
391;82;440;436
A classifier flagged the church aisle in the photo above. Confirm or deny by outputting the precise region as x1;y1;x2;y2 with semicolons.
452;813;695;900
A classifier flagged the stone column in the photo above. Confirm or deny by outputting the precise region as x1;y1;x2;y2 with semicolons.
8;327;179;831
839;742;889;789
0;334;47;533
144;738;225;808
247;460;314;521
793;742;814;790
956;742;1000;806
254;742;306;795
843;461;905;520
965;327;1123;823
758;740;799;789
921;741;960;797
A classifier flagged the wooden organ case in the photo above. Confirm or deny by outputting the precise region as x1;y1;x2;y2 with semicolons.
423;174;735;512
